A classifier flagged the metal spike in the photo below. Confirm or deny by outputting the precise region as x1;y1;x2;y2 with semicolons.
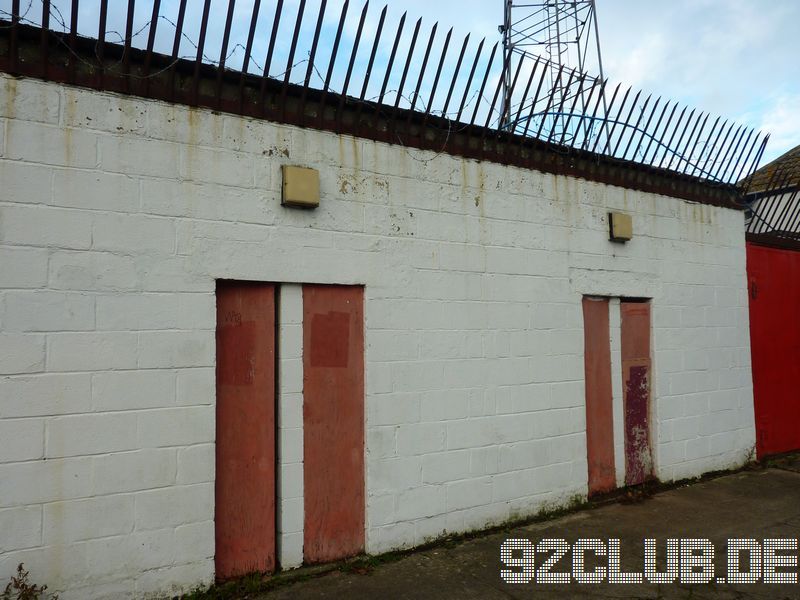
698;118;730;178
590;82;621;154
547;67;578;144
620;94;652;160
625;95;660;162
282;0;307;87
738;134;769;192
263;0;285;81
143;0;162;92
577;77;607;150
378;12;407;105
40;0;51;78
241;0;261;75
216;0;238;107
316;0;349;128
665;107;696;171
68;0;78;82
191;0;213;104
711;124;745;182
456;38;486;123
565;75;599;148
410;22;438;115
641;100;673;164
607;88;639;157
681;112;710;175
168;0;188;101
10;0;20;74
392;17;422;111
670;109;702;172
687;115;720;178
656;106;688;170
727;128;754;185
512;55;541;133
97;0;108;88
360;6;388;102
719;125;750;184
425;27;454;123
536;64;565;139
734;132;762;186
442;34;471;117
497;53;526;136
304;0;328;88
520;56;548;139
121;0;135;85
482;51;511;132
298;0;327;121
337;1;370;127
558;73;589;147
469;42;498;127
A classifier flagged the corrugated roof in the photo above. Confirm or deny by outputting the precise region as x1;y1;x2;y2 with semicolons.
746;143;800;191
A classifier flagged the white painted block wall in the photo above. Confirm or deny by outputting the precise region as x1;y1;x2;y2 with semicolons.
0;74;755;598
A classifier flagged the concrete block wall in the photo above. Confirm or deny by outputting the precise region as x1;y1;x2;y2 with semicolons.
0;74;755;598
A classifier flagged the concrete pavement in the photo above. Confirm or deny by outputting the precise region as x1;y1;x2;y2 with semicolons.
258;458;800;599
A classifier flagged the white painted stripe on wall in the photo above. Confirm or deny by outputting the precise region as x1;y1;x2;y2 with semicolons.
277;284;304;569
609;298;626;488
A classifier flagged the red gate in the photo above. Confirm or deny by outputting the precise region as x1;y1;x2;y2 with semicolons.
747;241;800;457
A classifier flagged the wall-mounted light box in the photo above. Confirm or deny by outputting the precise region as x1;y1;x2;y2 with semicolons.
282;165;320;209
609;212;633;243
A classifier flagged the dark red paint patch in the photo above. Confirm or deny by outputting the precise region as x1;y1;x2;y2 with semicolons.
310;311;351;368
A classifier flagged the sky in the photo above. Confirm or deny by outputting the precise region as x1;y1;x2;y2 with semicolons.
2;0;798;164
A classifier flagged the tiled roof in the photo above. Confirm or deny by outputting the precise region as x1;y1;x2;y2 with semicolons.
746;143;800;191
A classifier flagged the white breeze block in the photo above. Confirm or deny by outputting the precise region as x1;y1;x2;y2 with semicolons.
0;73;755;598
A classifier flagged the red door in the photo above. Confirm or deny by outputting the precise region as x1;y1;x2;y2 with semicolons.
748;243;800;457
215;282;276;579
303;285;365;563
582;297;616;495
621;300;653;486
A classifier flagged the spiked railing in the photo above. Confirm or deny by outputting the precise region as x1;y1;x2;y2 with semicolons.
743;166;800;242
0;0;768;187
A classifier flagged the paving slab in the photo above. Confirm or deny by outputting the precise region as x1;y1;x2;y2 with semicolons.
259;467;800;599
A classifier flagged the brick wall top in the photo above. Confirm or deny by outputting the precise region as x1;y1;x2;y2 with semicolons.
0;19;743;211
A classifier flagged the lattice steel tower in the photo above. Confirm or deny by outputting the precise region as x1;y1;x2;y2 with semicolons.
500;0;608;141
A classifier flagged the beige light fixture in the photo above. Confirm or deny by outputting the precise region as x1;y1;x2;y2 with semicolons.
281;165;320;208
609;212;633;242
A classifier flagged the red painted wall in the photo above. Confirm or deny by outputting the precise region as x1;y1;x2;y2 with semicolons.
621;301;653;486
582;297;617;495
303;285;365;564
747;242;800;457
215;282;276;579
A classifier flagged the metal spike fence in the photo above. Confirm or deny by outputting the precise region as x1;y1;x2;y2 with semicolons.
0;0;768;187
744;166;800;242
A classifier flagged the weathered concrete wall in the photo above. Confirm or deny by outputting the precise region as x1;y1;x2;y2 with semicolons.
0;73;755;598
